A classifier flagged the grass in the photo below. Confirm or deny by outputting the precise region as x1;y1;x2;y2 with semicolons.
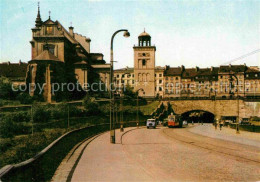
2;121;146;182
249;121;260;126
140;101;160;115
0;116;109;169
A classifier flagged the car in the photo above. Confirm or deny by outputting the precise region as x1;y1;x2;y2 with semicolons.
146;119;156;129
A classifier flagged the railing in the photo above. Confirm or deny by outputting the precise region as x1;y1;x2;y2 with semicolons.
0;121;145;182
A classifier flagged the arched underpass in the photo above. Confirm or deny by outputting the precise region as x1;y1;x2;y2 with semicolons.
181;110;215;123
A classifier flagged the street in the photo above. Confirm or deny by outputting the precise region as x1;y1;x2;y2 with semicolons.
71;125;260;182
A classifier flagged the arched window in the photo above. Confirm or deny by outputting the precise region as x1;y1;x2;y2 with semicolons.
146;73;150;81
143;73;146;82
138;73;142;81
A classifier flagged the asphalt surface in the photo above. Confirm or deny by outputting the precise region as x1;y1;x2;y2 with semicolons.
71;125;260;182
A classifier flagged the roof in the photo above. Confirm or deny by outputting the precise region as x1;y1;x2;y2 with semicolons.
33;50;60;61
219;65;246;73
0;62;28;78
114;67;134;73
164;67;182;76
182;68;197;78
138;31;151;37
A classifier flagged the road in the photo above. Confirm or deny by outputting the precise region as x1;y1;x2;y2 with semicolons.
71;125;260;182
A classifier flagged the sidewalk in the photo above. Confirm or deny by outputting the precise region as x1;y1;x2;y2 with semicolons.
189;124;260;148
52;127;148;182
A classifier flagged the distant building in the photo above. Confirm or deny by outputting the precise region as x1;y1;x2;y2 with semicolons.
114;31;260;98
0;61;27;85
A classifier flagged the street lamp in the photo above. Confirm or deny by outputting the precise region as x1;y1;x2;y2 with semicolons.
136;88;145;128
110;29;130;144
229;73;240;134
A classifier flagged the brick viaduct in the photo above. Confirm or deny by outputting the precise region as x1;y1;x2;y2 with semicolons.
162;99;260;120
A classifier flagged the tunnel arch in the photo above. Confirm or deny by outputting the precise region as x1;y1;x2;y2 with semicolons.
181;110;215;123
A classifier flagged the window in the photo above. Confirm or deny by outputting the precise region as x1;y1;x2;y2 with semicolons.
46;26;54;35
117;74;119;78
155;74;156;77
159;87;162;91
132;80;134;84
159;80;162;84
220;76;223;79
122;74;125;78
142;53;146;56
159;74;162;77
132;74;134;77
176;77;178;80
142;59;146;66
43;44;55;55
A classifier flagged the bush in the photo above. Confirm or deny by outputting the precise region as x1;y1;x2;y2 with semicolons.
83;95;100;115
0;77;17;100
51;103;68;120
6;112;31;123
0;117;16;138
98;103;110;115
16;93;33;104
33;105;51;123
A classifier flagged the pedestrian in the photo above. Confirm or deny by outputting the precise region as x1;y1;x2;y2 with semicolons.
214;120;217;130
192;121;194;125
220;120;223;130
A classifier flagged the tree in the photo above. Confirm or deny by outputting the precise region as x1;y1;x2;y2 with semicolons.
83;95;100;115
0;77;17;100
122;84;137;105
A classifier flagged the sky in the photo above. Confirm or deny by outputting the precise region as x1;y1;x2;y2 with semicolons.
0;0;259;69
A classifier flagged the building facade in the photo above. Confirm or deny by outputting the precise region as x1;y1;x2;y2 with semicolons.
114;31;260;99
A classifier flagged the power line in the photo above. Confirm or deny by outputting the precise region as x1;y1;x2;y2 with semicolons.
221;49;260;65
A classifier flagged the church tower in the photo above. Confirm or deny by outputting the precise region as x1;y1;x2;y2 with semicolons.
133;30;156;97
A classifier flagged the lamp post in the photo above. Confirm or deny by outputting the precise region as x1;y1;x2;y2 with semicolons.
136;88;145;128
110;29;130;144
229;73;240;134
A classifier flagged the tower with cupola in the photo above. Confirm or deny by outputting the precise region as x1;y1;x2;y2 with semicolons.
133;30;156;97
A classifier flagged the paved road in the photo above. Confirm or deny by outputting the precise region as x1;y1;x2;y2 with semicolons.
71;125;260;182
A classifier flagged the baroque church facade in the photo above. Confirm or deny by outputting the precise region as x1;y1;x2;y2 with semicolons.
26;5;110;102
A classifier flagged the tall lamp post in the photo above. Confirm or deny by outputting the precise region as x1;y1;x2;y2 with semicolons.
136;88;145;128
229;73;240;134
110;29;130;144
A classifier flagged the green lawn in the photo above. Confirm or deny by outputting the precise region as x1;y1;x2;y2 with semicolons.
139;101;160;115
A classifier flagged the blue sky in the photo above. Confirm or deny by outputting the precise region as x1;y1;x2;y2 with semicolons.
0;0;259;68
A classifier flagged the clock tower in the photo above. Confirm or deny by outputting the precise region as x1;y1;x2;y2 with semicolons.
133;30;156;97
